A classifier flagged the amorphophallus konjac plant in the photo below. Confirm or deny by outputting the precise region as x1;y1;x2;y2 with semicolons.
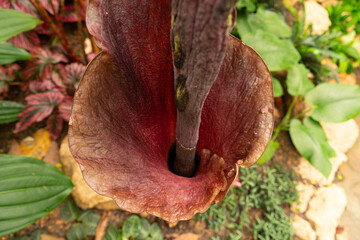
68;0;274;223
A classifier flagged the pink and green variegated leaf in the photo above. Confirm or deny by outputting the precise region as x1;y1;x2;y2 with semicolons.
47;112;63;139
23;48;67;81
28;80;55;93
61;63;86;85
39;0;60;15
58;96;72;122
0;0;10;9
0;64;20;94
8;31;40;51
15;91;65;133
58;5;85;22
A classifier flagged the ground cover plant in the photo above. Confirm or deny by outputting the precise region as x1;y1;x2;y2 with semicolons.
197;164;298;240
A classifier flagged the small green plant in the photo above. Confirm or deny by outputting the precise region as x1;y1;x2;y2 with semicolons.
104;215;163;240
233;0;360;177
60;197;101;240
197;164;298;240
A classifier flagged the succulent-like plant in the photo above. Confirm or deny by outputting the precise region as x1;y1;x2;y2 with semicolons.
69;0;273;223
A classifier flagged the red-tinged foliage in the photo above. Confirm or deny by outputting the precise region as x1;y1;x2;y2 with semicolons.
58;96;72;122
38;0;60;15
61;63;85;86
8;31;41;51
46;112;63;139
28;79;55;93
58;4;86;22
23;48;67;81
15;91;65;133
0;64;20;94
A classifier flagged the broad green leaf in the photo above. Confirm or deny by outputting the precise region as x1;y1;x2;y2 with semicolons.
257;139;280;164
0;100;24;124
303;118;336;159
0;154;73;237
77;210;100;236
66;223;87;240
272;77;283;97
60;197;82;221
242;30;301;71
0;43;31;65
138;219;151;239
286;64;314;96
122;215;141;238
104;225;121;240
305;83;360;122
149;223;163;240
289;119;332;177
0;9;42;43
236;9;291;38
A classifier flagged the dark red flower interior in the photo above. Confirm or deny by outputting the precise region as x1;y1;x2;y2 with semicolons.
69;0;273;223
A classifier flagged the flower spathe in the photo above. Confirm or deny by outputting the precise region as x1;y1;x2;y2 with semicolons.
69;0;273;223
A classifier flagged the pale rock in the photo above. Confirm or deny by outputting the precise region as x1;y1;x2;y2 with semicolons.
60;136;118;210
306;185;347;240
322;120;359;153
43;141;61;169
296;149;347;185
292;183;315;213
8;139;21;155
174;233;200;240
336;226;349;240
292;214;316;240
84;38;93;55
338;73;357;85
40;234;65;240
305;1;331;35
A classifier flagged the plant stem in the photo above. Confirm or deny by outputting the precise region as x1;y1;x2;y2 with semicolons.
30;0;81;63
271;96;298;141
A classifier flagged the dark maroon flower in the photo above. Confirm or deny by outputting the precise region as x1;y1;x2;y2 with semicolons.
69;0;273;223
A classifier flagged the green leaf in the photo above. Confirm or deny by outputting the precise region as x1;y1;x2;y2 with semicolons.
0;9;42;43
289;119;332;177
305;83;360;122
0;43;32;65
257;140;280;164
242;30;301;71
104;225;121;240
138;219;151;239
122;215;141;238
236;0;256;12
286;64;314;96
303;118;336;159
0;100;24;124
77;210;100;236
149;223;163;240
236;9;291;38
60;197;82;221
272;77;283;97
0;154;73;237
66;223;87;240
